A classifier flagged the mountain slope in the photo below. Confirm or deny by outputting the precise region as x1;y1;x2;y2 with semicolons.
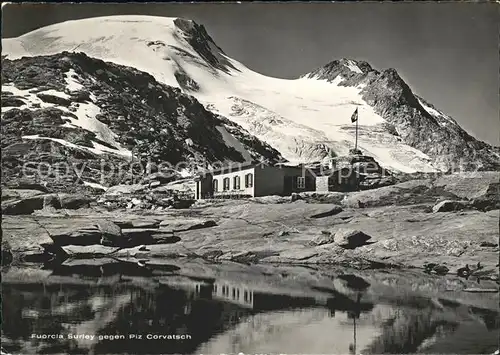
3;15;499;173
305;59;500;171
1;52;282;191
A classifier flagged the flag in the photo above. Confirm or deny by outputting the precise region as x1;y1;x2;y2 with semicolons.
351;108;358;123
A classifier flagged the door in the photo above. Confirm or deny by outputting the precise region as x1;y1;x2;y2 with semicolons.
283;176;294;195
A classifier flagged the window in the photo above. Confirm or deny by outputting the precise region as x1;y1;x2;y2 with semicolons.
245;173;253;188
297;176;306;189
233;176;241;190
223;177;230;191
212;179;218;192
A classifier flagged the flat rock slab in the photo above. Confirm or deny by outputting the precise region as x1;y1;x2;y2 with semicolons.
2;196;45;215
62;245;120;257
435;172;500;199
159;218;217;232
114;244;191;259
309;205;343;219
2;189;46;202
2;230;52;258
58;194;93;209
433;200;470;213
463;288;498;293
266;248;318;261
61;258;120;267
51;226;102;246
113;219;161;229
2;217;54;257
121;228;159;236
3;216;103;251
1;193;93;215
151;234;181;244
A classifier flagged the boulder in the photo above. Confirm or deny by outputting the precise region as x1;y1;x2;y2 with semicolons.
423;263;450;275
299;192;346;205
157;197;175;207
97;220;126;246
310;231;335;246
290;193;302;202
142;172;176;184
131;198;142;206
36;93;71;106
43;194;62;209
333;229;372;249
432;200;469;213
2;241;14;265
250;195;290;204
2;196;44;215
58;193;93;209
471;197;500;212
470;183;500;211
105;184;145;196
172;199;195;209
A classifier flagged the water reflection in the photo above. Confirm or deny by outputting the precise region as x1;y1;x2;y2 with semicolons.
1;264;498;355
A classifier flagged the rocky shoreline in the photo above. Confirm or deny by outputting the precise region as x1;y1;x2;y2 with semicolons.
2;172;499;355
3;173;499;285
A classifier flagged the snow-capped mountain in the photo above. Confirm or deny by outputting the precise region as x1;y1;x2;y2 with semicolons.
3;15;499;173
1;53;282;191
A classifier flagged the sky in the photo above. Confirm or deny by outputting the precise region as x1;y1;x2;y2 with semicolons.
2;2;498;145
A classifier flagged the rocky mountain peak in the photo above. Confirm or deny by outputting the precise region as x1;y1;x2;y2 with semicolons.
172;18;237;75
302;58;374;81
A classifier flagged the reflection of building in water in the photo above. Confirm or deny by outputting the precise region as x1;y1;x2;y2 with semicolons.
210;280;335;313
212;282;254;309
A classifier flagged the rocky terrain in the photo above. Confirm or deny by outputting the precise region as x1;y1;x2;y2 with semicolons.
1;15;499;355
3;172;498;285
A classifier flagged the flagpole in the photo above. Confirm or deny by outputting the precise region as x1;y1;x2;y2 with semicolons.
355;110;358;151
353;315;357;354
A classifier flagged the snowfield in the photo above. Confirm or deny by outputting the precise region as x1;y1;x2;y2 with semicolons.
417;97;458;129
3;15;459;172
2;80;131;159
